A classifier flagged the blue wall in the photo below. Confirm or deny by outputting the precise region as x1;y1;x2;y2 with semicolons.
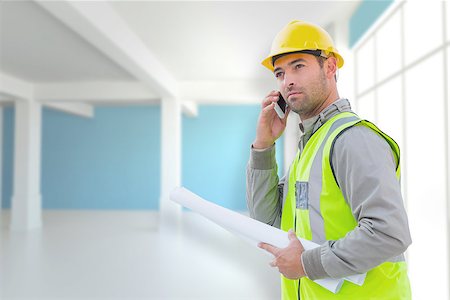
1;105;284;211
350;0;393;47
182;105;284;211
2;106;161;209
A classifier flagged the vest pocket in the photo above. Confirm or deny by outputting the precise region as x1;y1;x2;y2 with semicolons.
295;181;312;240
295;181;309;209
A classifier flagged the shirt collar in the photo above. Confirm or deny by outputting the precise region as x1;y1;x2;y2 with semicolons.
298;98;352;135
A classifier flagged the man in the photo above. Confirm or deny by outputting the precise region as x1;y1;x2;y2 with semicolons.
246;20;412;299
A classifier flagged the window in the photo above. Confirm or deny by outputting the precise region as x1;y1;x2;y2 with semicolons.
376;10;402;82
377;76;402;149
404;52;447;299
404;1;443;65
354;2;449;299
356;91;376;122
355;37;375;94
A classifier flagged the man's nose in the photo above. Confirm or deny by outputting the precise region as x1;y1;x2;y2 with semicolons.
283;73;295;89
283;72;295;89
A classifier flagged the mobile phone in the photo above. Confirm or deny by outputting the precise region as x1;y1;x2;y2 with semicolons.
274;94;287;119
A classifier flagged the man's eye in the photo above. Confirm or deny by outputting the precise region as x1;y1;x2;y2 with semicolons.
295;64;305;69
275;72;283;78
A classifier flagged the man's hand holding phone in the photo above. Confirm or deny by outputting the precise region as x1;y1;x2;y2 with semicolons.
253;91;290;149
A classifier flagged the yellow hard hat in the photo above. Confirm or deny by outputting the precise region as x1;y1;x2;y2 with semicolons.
262;20;344;71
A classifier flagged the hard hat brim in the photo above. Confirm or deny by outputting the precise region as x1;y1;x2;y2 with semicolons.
262;50;344;72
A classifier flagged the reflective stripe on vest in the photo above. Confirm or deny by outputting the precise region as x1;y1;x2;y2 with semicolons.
280;112;411;300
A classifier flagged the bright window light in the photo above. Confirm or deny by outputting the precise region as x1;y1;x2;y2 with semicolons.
356;37;375;95
355;91;376;122
447;1;450;42
377;75;403;150
376;10;402;82
404;1;443;66
405;52;449;300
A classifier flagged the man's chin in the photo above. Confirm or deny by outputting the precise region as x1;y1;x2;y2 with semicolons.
288;95;303;105
287;101;302;113
287;106;302;115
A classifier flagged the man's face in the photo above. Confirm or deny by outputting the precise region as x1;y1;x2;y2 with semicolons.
273;53;330;118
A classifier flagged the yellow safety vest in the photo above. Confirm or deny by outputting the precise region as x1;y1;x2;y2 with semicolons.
280;112;411;300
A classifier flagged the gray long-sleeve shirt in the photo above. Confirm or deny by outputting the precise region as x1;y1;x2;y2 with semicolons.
246;98;412;280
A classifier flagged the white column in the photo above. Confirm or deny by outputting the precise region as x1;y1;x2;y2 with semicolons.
10;100;42;231
159;97;182;229
0;106;3;220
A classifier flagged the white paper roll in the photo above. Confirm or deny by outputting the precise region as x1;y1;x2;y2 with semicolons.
170;187;366;293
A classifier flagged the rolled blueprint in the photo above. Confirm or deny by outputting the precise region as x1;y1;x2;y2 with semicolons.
170;187;366;293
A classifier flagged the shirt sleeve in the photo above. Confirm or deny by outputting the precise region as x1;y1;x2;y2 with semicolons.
246;144;285;228
301;125;412;280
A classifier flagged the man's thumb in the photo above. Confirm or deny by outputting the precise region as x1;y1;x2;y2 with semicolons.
288;229;297;240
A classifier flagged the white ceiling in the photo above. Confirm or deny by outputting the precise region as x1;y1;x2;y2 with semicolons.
0;0;360;102
110;1;360;81
0;1;134;83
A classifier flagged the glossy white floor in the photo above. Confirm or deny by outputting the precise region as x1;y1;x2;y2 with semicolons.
0;210;280;300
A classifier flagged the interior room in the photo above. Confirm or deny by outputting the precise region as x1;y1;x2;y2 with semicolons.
1;1;449;299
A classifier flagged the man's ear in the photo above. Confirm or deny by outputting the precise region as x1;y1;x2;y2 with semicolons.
326;56;338;79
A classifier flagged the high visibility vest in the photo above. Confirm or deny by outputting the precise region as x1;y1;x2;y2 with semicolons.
280;112;411;300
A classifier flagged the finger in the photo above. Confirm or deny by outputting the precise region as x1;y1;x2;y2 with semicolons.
258;242;279;255
266;90;280;97
262;95;279;108
262;90;281;105
288;229;297;241
261;102;276;118
269;259;278;267
262;101;275;111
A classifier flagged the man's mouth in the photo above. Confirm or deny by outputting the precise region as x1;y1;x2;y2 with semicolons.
287;91;302;98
